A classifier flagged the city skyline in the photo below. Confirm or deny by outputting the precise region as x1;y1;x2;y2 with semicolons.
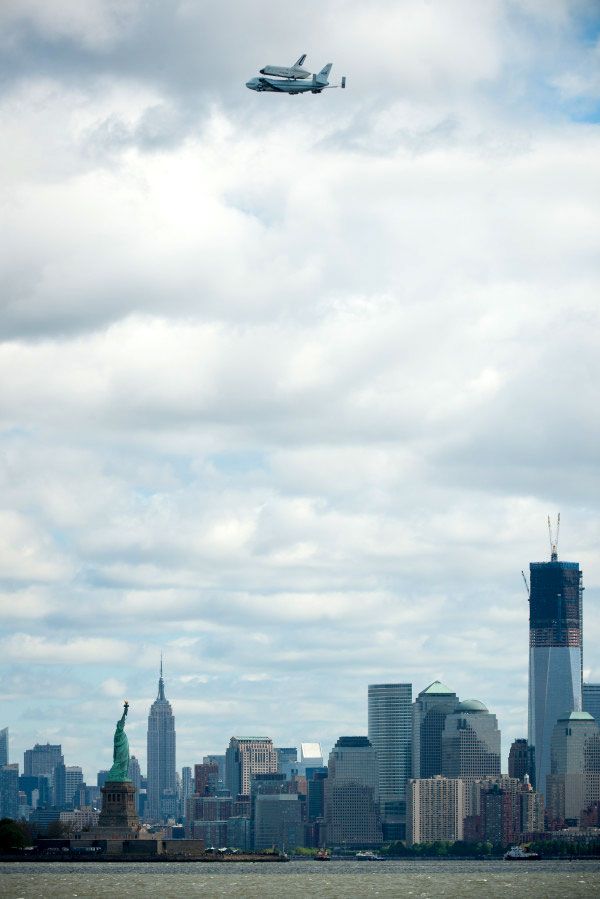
1;0;599;788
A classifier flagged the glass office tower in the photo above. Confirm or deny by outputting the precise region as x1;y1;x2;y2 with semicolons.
528;551;583;797
368;683;412;839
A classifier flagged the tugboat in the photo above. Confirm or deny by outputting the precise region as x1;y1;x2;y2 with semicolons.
355;850;385;861
504;844;541;861
316;848;331;861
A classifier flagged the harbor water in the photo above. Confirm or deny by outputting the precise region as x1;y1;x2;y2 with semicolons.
1;859;600;898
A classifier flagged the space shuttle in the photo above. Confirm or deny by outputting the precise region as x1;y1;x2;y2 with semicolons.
260;54;311;80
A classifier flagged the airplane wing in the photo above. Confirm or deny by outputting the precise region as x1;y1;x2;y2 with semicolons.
258;77;287;91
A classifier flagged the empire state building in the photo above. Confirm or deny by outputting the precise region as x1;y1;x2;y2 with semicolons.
146;660;177;822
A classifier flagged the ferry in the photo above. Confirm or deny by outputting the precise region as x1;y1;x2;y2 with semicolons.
355;850;385;861
504;845;541;861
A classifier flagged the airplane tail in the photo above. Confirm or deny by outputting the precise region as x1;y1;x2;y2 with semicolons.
316;63;332;84
294;54;307;67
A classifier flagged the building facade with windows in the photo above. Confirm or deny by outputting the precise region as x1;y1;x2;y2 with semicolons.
146;661;177;822
583;684;600;724
368;683;412;839
528;552;583;796
412;681;459;780
325;736;382;846
441;700;501;779
407;776;465;845
225;737;278;797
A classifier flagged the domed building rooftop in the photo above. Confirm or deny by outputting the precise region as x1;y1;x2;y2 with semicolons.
557;710;595;723
455;699;488;713
421;681;454;695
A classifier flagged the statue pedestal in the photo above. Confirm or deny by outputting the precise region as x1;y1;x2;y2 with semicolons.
98;781;140;833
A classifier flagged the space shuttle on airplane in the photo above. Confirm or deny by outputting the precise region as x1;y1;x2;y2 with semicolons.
260;54;311;80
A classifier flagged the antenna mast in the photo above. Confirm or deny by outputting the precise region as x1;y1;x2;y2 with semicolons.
548;513;560;561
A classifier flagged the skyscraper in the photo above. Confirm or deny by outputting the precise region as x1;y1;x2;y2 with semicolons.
325;736;382;846
368;683;412;839
225;737;278;797
583;684;600;723
441;699;501;778
0;728;8;767
146;660;177;822
0;764;19;819
23;743;63;779
546;711;600;824
53;764;83;808
412;681;458;779
508;739;529;781
128;755;142;813
407;776;465;845
276;747;298;777
528;538;583;795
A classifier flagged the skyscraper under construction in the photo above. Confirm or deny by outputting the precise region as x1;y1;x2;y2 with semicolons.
528;518;583;798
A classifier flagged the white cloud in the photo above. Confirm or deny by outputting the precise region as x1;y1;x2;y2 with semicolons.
0;0;599;778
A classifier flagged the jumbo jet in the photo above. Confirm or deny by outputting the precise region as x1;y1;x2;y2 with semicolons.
246;63;346;95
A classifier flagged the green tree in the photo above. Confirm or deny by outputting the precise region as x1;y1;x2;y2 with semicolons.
0;818;27;852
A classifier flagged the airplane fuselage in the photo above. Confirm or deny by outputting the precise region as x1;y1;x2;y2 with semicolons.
246;76;326;94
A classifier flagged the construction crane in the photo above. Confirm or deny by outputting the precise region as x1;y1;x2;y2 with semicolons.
548;513;560;561
521;570;530;598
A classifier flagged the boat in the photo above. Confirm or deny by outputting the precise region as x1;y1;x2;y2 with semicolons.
504;845;541;861
316;848;331;860
355;850;385;861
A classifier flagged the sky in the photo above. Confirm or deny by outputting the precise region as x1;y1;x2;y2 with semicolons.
1;0;600;783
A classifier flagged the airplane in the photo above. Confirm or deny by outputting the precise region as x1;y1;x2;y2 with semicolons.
246;63;346;95
260;54;310;80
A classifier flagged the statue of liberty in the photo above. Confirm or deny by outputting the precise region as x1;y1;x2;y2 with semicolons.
107;701;131;781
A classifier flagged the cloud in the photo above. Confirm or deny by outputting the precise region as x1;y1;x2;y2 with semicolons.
0;0;599;780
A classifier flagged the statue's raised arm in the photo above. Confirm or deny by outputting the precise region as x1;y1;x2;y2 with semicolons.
107;701;131;782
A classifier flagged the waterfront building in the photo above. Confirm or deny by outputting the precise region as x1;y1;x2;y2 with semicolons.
0;764;19;819
407;776;465;845
0;728;7;767
466;778;543;844
225;737;278;797
146;661;177;822
368;683;412;840
583;683;600;723
254;793;304;851
441;700;501;778
546;711;600;824
412;681;458;779
227;815;251;851
325;736;382;846
23;743;63;780
508;738;529;781
528;544;583;795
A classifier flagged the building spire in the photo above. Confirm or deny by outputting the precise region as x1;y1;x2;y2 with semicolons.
158;653;165;700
